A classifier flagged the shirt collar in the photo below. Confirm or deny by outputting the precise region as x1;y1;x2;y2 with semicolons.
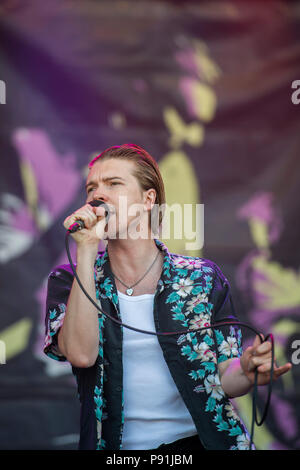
95;238;174;293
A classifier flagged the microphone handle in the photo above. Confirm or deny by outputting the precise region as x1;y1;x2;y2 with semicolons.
68;219;85;234
67;200;109;233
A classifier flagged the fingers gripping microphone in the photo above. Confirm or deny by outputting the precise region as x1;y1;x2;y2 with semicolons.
67;200;110;234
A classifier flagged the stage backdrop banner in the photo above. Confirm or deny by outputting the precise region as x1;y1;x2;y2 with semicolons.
0;0;299;450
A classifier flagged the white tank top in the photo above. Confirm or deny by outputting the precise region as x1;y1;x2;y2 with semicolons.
118;290;197;450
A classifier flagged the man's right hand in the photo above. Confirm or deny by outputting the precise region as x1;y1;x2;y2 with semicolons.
63;203;108;250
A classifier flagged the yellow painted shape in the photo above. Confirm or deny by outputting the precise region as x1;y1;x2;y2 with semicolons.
272;319;300;337
163;107;204;149
19;160;47;230
185;80;217;122
193;40;222;83
0;318;32;361
233;395;274;450
159;150;201;257
249;218;270;250
252;257;300;310
272;319;300;389
19;160;38;211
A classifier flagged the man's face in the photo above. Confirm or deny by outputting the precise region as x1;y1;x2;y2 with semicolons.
85;158;154;239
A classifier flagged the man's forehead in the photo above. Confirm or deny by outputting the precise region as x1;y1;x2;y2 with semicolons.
86;158;134;181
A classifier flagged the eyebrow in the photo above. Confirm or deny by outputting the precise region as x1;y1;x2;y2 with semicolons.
85;176;125;190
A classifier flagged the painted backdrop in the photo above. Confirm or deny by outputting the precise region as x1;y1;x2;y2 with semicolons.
0;0;299;450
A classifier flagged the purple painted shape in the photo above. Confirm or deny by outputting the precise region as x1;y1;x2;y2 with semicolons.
246;308;270;332
10;127;90;366
12;208;38;235
238;192;274;224
235;251;275;316
12;128;82;223
175;48;200;77
235;192;300;449
236;249;300;331
175;47;208;120
250;306;300;333
237;192;282;243
178;77;200;120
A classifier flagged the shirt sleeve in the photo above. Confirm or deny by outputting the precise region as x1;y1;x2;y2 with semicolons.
210;263;243;364
43;265;74;362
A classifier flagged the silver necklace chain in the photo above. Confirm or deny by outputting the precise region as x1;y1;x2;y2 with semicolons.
111;250;161;296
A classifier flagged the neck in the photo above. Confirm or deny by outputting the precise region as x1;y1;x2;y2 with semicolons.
107;237;162;283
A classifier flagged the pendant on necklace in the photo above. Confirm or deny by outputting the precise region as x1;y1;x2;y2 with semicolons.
126;288;133;296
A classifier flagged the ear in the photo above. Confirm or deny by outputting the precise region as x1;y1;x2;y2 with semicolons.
143;188;157;211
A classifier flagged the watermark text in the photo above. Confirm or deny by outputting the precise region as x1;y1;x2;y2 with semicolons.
0;340;6;364
291;80;300;105
96;199;205;251
291;339;300;365
0;80;6;104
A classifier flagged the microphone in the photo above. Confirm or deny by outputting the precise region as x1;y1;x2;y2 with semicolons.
67;200;110;233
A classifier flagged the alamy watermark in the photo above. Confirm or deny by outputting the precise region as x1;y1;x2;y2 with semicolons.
291;80;300;105
291;339;300;365
0;80;6;104
0;340;6;364
96;198;204;251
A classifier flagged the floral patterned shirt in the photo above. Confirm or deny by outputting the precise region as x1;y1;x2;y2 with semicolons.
44;239;251;450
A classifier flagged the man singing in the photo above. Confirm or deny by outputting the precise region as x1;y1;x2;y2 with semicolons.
44;143;291;451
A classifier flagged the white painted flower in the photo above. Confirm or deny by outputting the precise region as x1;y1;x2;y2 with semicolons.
193;341;216;362
204;374;224;401
172;277;193;297
219;337;239;357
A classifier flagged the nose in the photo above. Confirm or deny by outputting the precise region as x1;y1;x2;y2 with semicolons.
91;186;109;203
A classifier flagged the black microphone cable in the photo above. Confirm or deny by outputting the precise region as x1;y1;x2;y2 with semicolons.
65;228;275;451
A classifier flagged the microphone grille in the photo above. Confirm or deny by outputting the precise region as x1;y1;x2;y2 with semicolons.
89;200;110;221
89;200;104;207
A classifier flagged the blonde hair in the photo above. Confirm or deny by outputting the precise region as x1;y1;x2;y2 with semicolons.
89;143;165;228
